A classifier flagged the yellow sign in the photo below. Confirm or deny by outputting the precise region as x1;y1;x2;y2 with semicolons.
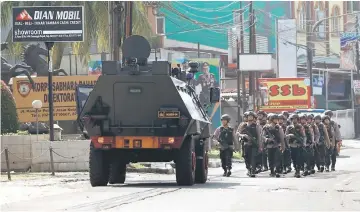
260;79;309;101
158;111;180;118
12;76;98;122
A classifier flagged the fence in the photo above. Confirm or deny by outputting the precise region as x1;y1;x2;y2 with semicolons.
332;109;356;139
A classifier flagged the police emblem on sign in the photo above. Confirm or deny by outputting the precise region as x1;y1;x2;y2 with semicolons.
17;81;32;97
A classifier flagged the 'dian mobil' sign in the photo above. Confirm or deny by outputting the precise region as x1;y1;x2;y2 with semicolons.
12;76;98;122
12;6;84;42
258;78;311;112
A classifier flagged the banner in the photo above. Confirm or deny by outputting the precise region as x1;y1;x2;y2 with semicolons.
340;32;359;70
172;58;221;130
12;76;98;122
258;78;311;112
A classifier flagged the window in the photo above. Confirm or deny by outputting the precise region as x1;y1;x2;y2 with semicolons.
156;16;165;35
315;2;325;40
331;6;340;36
297;2;306;31
347;1;360;13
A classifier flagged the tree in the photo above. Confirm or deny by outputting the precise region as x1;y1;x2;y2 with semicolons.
1;80;19;134
1;1;152;69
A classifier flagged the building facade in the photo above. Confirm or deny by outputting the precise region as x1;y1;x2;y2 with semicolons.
294;1;359;57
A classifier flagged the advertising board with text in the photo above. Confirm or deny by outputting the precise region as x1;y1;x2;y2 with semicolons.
12;6;84;42
12;76;98;122
258;78;311;112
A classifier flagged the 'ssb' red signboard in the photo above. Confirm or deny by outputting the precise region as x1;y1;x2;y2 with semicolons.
258;78;311;112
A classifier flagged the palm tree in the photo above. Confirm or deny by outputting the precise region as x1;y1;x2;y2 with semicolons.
1;1;152;69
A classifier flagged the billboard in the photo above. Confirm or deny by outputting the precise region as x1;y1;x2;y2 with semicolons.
239;54;273;71
277;19;297;77
258;78;311;112
340;32;359;70
172;58;221;130
12;6;84;42
12;76;97;122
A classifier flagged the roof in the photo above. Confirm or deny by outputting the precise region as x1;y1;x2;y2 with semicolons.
297;55;340;65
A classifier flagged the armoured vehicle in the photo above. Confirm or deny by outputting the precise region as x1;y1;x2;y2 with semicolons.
77;35;220;187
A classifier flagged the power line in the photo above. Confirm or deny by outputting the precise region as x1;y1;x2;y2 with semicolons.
175;1;239;13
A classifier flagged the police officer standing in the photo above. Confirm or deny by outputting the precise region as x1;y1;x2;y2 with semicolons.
324;110;341;170
307;114;320;174
285;114;306;178
281;111;291;126
237;111;261;177
314;114;330;172
322;114;336;172
300;114;315;176
278;114;292;174
257;110;268;172
262;114;285;177
213;114;238;177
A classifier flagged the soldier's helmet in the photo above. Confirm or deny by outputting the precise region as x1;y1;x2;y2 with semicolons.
299;114;307;120
324;110;333;117
321;114;331;122
307;114;314;119
243;111;250;117
290;113;299;120
281;111;290;117
278;114;285;120
221;114;231;122
268;113;278;121
314;114;322;120
257;110;267;117
247;111;256;118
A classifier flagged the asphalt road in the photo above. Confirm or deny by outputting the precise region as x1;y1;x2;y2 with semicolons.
1;140;360;211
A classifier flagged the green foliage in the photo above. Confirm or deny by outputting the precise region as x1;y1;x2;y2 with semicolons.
1;81;19;134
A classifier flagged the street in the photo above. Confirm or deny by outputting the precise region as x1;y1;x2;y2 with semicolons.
1;140;360;211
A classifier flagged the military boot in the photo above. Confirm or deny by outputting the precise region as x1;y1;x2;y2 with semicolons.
250;169;256;178
331;166;335;172
226;168;232;177
302;170;309;176
320;166;324;172
282;168;288;174
223;169;227;176
294;170;301;178
286;166;292;173
269;169;276;177
325;166;330;172
246;169;251;177
310;169;316;174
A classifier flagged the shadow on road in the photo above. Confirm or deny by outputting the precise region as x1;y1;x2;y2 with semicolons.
337;155;351;159
111;181;240;189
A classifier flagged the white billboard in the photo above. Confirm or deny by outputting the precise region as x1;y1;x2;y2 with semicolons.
239;54;272;71
277;19;297;77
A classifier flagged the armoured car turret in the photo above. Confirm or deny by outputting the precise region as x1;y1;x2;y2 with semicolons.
77;35;220;187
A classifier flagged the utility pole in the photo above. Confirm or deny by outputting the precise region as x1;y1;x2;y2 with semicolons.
239;2;246;112
125;1;133;38
236;38;241;124
197;42;200;58
111;2;123;61
248;1;255;110
356;14;359;76
306;1;313;96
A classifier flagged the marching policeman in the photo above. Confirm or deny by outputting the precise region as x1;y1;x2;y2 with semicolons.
307;114;320;174
322;114;336;172
285;114;306;178
314;114;331;172
262;114;285;177
213;114;238;177
257;110;269;172
324;110;341;170
237;111;261;177
237;112;248;159
278;114;292;174
300;114;315;176
281;111;291;126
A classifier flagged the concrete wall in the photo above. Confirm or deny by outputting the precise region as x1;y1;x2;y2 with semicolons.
1;135;89;172
1;135;48;171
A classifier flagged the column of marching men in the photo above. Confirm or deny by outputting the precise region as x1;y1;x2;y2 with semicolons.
213;110;341;178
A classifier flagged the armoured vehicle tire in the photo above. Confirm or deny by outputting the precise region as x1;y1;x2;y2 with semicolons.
108;161;126;184
89;143;110;187
175;137;196;186
195;140;208;184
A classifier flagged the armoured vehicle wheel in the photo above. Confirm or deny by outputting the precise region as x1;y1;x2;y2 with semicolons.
176;137;196;186
109;161;126;184
89;143;110;187
195;140;208;184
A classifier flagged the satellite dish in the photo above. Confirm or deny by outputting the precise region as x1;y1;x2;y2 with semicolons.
122;35;151;59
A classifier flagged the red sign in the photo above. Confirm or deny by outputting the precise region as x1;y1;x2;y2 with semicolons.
258;78;311;112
